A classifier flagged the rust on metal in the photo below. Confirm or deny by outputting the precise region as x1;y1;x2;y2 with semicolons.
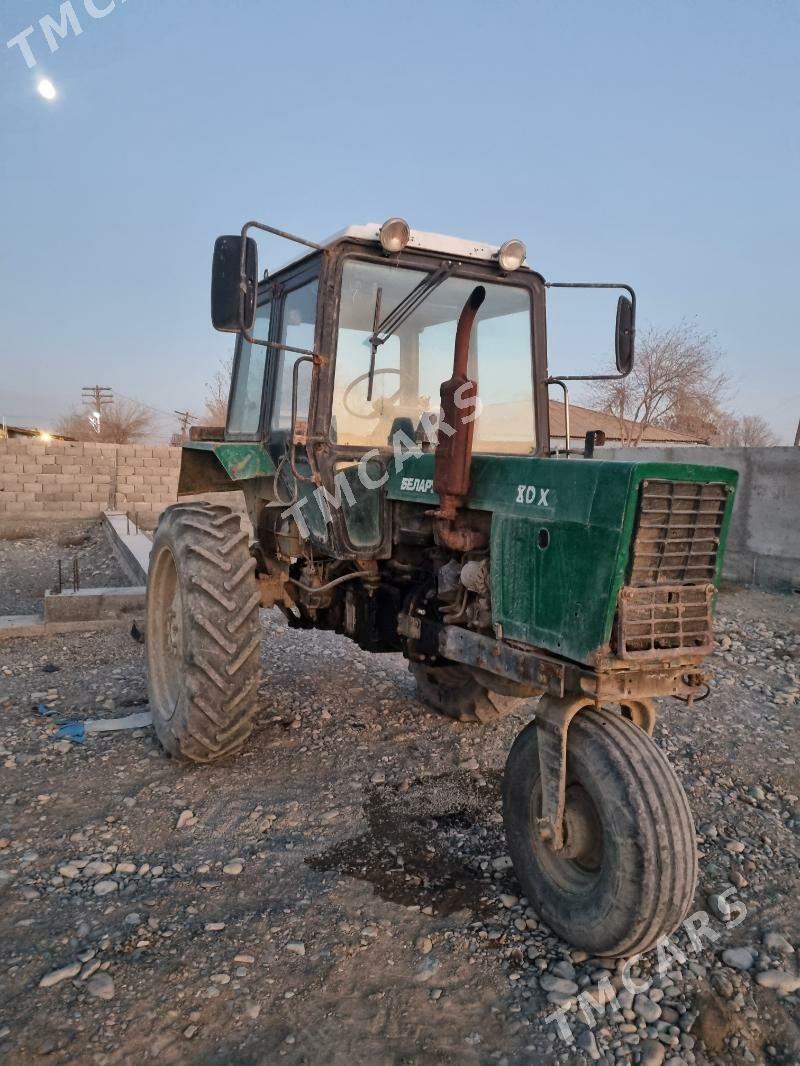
432;286;485;524
534;695;593;850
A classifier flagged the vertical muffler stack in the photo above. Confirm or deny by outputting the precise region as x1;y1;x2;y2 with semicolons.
432;286;486;551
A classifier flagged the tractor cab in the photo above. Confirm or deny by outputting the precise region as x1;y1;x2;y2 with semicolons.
185;219;633;561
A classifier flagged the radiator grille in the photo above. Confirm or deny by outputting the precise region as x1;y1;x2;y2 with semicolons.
616;584;713;658
615;479;729;660
628;480;728;586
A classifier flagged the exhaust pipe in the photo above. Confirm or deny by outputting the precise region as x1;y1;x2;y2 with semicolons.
432;286;485;549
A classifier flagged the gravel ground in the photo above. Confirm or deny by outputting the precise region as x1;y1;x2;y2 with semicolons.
0;520;130;615
0;586;797;1065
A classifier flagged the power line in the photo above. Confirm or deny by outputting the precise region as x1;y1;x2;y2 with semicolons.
81;386;113;434
174;409;198;435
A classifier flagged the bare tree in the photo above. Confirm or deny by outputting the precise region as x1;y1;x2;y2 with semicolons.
589;323;727;446
714;412;778;447
56;398;155;444
203;355;233;425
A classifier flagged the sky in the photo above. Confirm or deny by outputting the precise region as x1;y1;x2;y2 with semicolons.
1;0;798;442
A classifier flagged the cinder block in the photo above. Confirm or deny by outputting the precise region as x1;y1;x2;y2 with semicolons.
122;475;144;486
117;465;135;476
92;474;112;484
134;448;154;458
25;501;45;514
4;501;25;513
59;464;81;475
0;491;18;503
80;501;103;513
16;492;36;503
22;464;43;474
22;482;40;494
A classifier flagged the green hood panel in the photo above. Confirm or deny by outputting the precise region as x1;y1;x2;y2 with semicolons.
388;454;738;666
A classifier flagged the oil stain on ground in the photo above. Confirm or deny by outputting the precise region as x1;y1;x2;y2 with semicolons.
308;770;507;916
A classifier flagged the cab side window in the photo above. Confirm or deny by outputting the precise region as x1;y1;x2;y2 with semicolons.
272;279;318;432
227;300;271;436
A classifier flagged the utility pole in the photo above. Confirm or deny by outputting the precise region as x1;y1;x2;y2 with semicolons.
174;410;198;439
81;386;113;434
794;417;800;447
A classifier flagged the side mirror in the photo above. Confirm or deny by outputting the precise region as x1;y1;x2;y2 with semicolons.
615;294;635;375
211;235;258;333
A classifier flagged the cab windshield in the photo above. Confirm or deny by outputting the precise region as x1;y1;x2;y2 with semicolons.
332;258;535;453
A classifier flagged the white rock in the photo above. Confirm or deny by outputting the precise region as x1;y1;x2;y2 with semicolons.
763;932;794;955
223;860;244;876
286;941;306;956
86;973;115;1000
721;947;755;971
40;962;81;988
754;970;800;993
176;810;196;829
94;880;118;896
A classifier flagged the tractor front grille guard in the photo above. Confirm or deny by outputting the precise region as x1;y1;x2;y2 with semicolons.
614;479;729;660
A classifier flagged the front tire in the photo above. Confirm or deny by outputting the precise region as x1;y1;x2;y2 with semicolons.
146;503;261;763
410;662;524;723
502;706;697;957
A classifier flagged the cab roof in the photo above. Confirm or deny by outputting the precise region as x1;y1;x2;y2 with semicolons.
274;223;527;274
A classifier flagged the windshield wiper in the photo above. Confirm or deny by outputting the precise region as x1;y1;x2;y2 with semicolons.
366;259;457;400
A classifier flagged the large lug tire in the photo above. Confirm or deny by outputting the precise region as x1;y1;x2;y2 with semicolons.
410;662;525;724
502;706;697;957
146;502;262;763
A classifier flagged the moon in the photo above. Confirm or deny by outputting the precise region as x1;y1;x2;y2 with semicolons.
37;79;57;101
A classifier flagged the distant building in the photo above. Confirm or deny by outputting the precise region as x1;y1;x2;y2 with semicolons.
0;424;75;442
548;400;708;451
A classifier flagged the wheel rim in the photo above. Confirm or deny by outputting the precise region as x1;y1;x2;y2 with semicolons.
149;546;183;722
531;779;604;892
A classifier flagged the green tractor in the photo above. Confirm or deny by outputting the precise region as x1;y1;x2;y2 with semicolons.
146;218;737;957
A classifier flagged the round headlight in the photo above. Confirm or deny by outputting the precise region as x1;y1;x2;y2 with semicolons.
379;217;411;254
497;238;526;272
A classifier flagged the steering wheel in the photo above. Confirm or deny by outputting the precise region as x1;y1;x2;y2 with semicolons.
342;368;403;419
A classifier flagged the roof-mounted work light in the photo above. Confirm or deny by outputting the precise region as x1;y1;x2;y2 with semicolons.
497;238;526;272
379;217;411;254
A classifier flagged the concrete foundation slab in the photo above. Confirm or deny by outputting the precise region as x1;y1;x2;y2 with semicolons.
44;586;146;624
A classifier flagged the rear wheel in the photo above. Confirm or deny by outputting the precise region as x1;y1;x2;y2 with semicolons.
146;502;261;763
410;662;525;723
502;705;697;956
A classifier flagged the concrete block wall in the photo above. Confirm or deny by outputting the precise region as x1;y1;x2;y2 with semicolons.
0;439;181;519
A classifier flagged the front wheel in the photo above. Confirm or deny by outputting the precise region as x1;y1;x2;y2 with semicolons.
502;706;697;957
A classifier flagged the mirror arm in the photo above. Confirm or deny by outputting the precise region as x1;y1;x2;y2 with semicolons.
544;281;637;382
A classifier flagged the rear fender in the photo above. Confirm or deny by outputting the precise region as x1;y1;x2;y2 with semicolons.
177;442;276;496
